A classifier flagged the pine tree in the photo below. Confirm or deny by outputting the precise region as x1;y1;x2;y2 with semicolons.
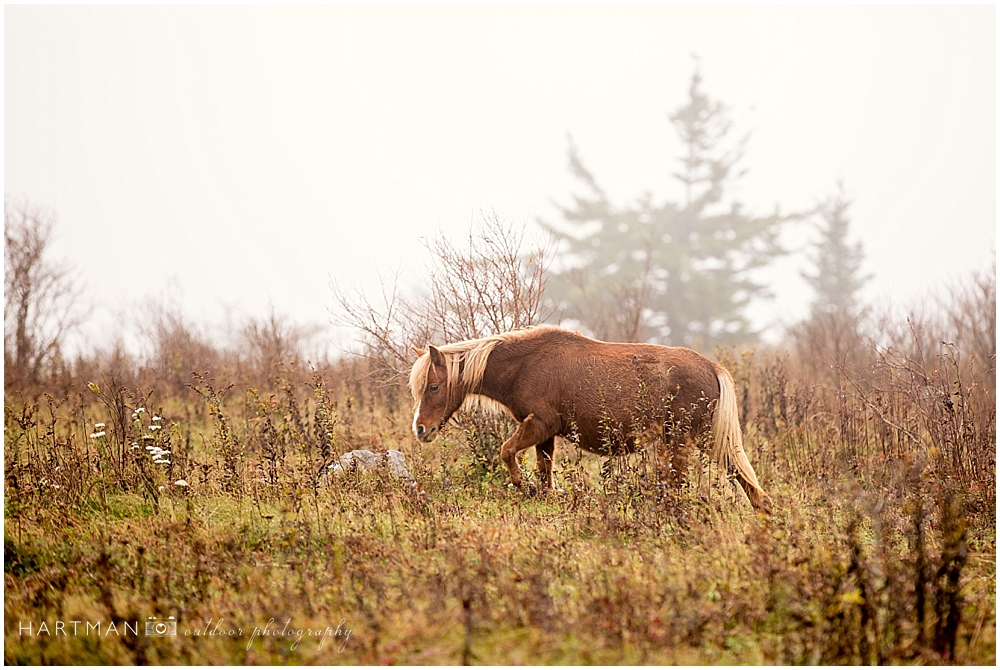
542;66;785;347
802;182;870;316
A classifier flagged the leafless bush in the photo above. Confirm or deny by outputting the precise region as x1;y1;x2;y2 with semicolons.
137;294;223;396
766;268;996;517
331;265;427;387
414;213;552;342
786;307;874;391
789;264;995;394
943;264;995;383
868;266;995;388
134;292;322;393
237;303;323;388
844;339;995;509
4;197;86;390
331;212;554;386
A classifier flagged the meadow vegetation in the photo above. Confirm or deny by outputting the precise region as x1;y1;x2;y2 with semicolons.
4;218;996;665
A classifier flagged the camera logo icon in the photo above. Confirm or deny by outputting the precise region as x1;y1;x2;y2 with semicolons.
145;616;177;637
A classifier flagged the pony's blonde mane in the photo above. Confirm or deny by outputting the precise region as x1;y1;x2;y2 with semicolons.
408;326;561;402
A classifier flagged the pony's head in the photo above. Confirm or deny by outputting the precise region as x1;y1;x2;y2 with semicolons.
409;335;505;443
409;344;466;443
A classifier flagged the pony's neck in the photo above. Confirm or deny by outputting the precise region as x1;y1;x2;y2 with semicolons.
473;340;524;409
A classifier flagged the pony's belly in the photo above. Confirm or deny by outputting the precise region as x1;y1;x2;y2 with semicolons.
566;431;638;457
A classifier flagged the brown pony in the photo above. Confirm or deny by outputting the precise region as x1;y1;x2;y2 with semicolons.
409;325;771;512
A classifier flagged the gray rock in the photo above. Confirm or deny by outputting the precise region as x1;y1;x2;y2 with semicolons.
322;449;416;489
332;449;380;473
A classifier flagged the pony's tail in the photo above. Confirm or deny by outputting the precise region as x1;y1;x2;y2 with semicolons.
711;367;772;514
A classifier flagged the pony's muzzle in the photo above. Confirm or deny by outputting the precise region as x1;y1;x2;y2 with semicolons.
415;424;437;442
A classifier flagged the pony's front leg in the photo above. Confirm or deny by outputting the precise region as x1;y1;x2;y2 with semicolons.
500;414;554;488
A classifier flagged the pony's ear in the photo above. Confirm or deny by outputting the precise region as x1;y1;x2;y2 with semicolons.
411;345;426;357
428;344;443;366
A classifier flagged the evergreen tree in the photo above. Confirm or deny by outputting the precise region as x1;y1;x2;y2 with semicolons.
542;66;785;347
802;182;870;316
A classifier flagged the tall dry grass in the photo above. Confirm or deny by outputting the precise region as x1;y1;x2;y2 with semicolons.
4;238;994;664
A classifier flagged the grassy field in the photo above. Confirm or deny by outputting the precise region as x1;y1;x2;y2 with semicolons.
3;338;996;665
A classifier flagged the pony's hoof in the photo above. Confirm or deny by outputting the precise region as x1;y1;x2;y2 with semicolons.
512;481;539;497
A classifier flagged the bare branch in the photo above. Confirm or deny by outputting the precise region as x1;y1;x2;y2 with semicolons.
329;212;555;386
4;197;86;388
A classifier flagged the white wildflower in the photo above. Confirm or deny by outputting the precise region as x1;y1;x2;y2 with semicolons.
158;485;165;492
147;446;171;460
136;407;146;414
89;431;106;439
149;425;162;431
94;422;106;429
174;480;188;488
152;415;162;422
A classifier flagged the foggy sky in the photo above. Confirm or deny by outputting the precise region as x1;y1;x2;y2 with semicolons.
4;4;996;357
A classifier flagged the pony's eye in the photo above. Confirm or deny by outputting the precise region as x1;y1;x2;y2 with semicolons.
429;384;440;393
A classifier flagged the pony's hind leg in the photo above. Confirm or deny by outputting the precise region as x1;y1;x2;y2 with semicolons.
500;414;555;489
735;471;773;514
535;437;555;492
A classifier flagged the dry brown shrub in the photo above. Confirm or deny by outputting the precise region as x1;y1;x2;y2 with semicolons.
331;211;553;387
